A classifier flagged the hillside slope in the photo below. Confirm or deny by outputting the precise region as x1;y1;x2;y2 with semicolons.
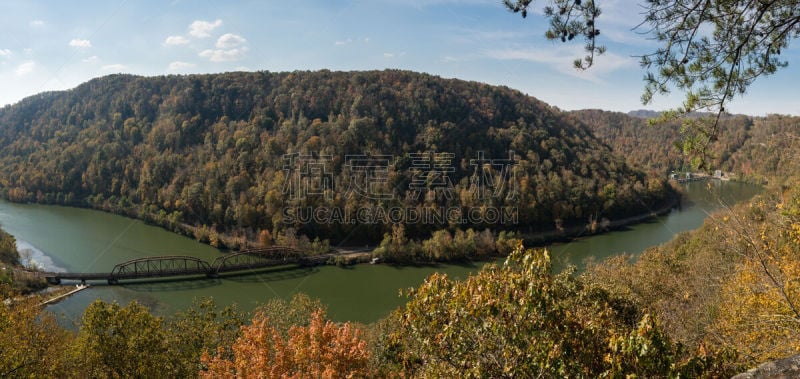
570;109;754;174
0;70;674;247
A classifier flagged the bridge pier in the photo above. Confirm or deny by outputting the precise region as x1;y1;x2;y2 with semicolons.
46;277;61;285
107;278;118;285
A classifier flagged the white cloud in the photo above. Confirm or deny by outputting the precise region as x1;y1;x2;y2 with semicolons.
189;19;222;38
383;51;406;58
440;55;462;63
198;33;249;62
335;38;353;46
199;47;248;62
69;39;92;48
164;35;190;46
485;46;635;83
215;33;246;49
82;55;99;64
29;20;45;27
16;61;35;76
0;49;12;57
101;64;127;72
168;61;196;70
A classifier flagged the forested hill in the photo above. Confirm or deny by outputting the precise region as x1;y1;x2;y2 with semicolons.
0;70;673;246
571;109;800;183
570;109;753;174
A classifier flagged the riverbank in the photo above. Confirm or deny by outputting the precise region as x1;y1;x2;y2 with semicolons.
40;284;89;306
516;194;681;247
1;192;685;272
0;181;684;258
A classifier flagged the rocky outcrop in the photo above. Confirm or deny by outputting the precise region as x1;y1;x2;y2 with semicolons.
732;354;800;379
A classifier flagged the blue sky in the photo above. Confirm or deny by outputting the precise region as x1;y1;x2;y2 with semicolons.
1;0;798;116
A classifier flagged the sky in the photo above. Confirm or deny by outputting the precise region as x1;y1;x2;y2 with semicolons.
0;0;798;116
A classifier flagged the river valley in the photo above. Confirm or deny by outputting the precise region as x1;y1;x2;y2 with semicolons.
0;180;761;325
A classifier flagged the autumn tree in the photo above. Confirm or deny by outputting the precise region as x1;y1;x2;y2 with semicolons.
251;293;326;337
0;285;73;377
258;228;274;247
200;308;372;378
712;188;800;364
387;242;725;377
73;300;175;378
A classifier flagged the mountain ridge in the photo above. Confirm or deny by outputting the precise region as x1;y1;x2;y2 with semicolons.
0;69;675;249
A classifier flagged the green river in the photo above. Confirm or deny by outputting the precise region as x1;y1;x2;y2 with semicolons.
0;180;761;325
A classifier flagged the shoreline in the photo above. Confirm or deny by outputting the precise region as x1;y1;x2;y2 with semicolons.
2;194;684;272
335;195;683;266
39;284;89;306
518;195;680;247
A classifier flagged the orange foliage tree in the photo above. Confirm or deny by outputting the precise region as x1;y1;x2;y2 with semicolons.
201;309;371;378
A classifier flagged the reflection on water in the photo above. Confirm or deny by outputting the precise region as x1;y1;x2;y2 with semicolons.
120;278;223;292
16;239;66;272
219;266;318;283
549;181;763;272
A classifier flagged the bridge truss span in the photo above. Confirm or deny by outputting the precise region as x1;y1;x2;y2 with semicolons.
211;247;304;274
42;246;327;285
109;255;212;282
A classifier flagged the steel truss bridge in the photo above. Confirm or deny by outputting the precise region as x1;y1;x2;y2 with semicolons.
44;247;331;285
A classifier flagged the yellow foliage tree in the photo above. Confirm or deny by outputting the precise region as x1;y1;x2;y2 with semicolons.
386;242;723;377
713;193;800;364
0;285;73;377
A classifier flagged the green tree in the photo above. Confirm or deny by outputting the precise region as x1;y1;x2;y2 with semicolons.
165;298;246;377
74;300;174;378
0;226;19;265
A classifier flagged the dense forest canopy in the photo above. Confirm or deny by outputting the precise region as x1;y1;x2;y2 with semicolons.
570;109;799;184
570;109;754;174
0;70;674;247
